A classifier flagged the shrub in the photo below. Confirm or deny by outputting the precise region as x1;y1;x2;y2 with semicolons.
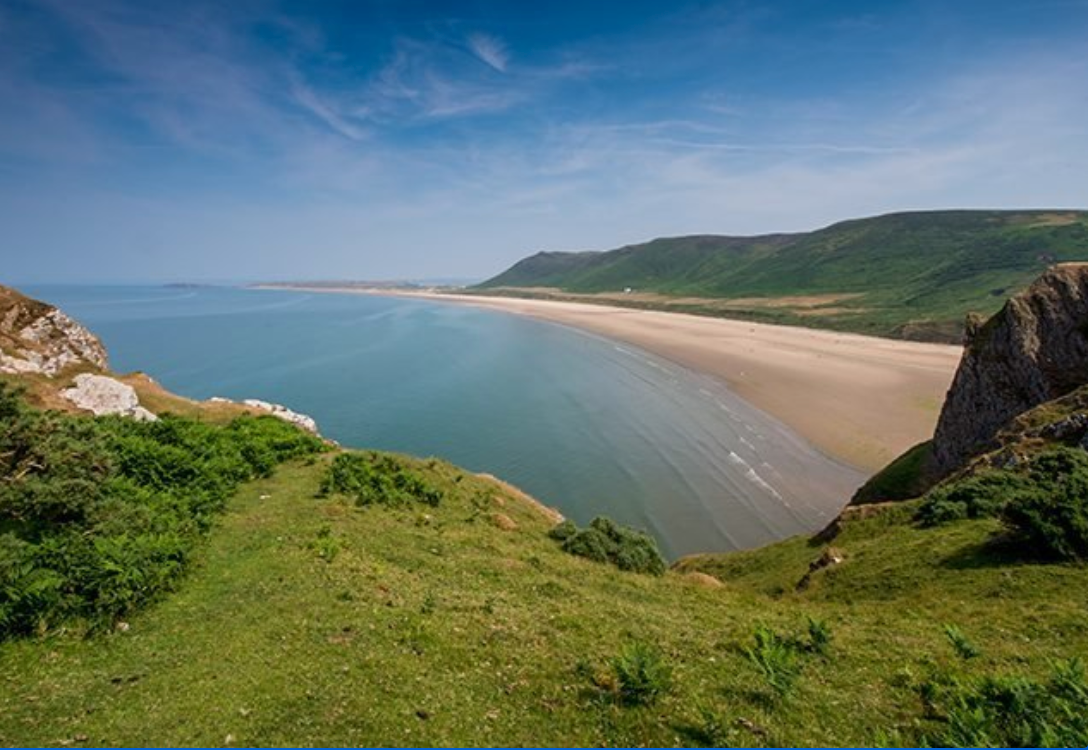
309;524;341;563
917;472;1029;526
319;452;443;508
944;624;980;660
0;383;324;638
609;641;672;706
918;658;1088;747
547;519;577;541
553;516;667;575
691;706;741;747
918;447;1088;561
806;616;833;657
744;624;804;699
1001;449;1088;561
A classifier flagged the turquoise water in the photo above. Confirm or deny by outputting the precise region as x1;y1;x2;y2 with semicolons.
26;285;865;558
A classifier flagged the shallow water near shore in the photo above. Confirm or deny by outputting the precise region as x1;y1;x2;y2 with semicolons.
27;284;865;558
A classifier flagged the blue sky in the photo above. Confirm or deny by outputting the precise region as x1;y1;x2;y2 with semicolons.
2;0;1087;283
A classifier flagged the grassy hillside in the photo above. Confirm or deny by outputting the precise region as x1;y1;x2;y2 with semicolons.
2;395;1086;745
476;210;1088;341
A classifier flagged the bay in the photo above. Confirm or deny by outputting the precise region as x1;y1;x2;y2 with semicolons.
26;284;865;558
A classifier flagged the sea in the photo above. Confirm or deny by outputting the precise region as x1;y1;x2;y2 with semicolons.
25;284;866;559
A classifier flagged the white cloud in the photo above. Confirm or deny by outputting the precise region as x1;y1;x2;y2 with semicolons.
467;32;509;72
291;80;367;141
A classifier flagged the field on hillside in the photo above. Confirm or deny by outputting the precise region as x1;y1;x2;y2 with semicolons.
3;449;1086;747
477;211;1088;341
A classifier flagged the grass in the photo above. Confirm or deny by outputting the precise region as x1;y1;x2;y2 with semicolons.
2;449;1087;746
475;209;1088;341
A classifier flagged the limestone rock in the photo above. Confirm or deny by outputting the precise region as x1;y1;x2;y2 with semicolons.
0;287;109;376
931;264;1088;477
63;374;157;421
240;398;320;434
1030;412;1088;442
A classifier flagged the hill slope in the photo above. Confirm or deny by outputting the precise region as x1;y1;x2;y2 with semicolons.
2;447;1086;746
477;210;1088;341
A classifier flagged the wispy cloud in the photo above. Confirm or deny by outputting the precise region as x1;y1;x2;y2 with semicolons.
467;32;509;72
290;79;367;141
363;37;522;120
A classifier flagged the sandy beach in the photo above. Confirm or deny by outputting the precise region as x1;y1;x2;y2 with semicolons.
264;287;963;472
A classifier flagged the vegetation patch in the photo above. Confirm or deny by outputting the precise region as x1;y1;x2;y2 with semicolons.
608;641;672;706
548;516;666;575
917;657;1088;747
0;382;324;638
851;440;935;504
917;447;1088;560
318;451;444;507
743;618;832;700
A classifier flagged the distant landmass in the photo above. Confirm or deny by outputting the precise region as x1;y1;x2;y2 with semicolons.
477;209;1088;342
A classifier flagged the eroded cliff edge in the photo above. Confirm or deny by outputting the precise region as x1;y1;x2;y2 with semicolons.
930;263;1088;477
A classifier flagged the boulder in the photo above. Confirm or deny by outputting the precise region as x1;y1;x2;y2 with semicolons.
62;374;157;421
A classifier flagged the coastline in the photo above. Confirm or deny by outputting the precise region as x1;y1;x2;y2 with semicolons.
255;285;962;472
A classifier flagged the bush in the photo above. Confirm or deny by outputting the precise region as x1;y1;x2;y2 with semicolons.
744;624;804;699
547;519;577;542
609;641;672;706
918;658;1088;747
806;616;833;657
918;447;1088;561
944;624;980;660
0;383;324;638
1001;449;1088;561
319;452;443;507
917;472;1029;526
553;516;666;575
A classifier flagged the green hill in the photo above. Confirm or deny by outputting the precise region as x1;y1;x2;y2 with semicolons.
476;210;1088;341
1;380;1086;746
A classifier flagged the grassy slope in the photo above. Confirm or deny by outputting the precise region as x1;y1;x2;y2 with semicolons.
3;451;1085;747
476;210;1088;341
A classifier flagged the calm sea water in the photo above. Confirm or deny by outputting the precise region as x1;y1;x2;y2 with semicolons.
26;285;865;558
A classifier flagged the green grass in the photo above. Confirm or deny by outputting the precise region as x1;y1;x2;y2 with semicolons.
851;440;935;505
476;210;1088;341
2;449;1087;746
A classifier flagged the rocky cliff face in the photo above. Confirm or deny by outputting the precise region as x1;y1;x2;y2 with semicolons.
0;286;109;376
931;264;1088;476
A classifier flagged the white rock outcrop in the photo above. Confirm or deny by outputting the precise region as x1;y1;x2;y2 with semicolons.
206;396;320;434
0;303;109;376
63;374;158;421
241;399;320;434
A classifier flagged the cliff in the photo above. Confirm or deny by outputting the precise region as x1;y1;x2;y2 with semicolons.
930;263;1088;476
0;286;109;376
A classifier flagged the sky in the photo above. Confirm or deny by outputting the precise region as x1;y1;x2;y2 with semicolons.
2;0;1087;283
